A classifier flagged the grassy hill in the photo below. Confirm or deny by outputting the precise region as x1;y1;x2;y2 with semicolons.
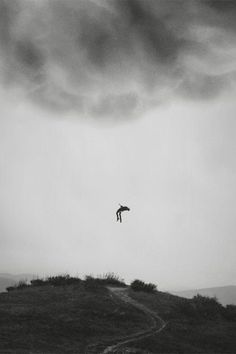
0;274;236;353
128;289;236;353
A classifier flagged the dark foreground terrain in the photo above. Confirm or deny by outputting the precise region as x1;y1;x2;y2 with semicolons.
128;289;236;354
0;275;236;353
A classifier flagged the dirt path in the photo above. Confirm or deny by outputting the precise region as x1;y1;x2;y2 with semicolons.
101;287;167;354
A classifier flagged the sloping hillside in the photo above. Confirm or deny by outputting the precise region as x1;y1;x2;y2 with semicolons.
0;278;150;353
0;276;236;353
127;289;236;353
171;286;236;306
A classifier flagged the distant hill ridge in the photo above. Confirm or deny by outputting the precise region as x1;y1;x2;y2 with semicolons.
171;285;236;306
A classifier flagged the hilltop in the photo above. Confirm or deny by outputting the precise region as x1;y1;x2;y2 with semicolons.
0;274;236;353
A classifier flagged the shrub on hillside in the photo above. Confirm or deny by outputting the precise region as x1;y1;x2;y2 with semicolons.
46;274;81;287
31;275;82;287
130;279;157;293
30;278;48;287
17;280;29;289
224;304;236;321
83;275;105;292
192;294;224;319
6;280;29;292
84;273;126;289
6;286;16;292
178;300;198;318
101;273;126;287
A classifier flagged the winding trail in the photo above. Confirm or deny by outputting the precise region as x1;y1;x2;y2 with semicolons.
89;287;167;354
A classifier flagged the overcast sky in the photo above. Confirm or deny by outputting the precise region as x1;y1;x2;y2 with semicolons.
0;0;236;290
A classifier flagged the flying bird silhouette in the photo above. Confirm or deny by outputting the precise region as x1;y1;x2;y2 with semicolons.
116;204;130;223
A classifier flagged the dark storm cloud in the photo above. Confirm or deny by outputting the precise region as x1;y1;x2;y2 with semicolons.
179;72;231;100
114;0;185;63
0;0;235;118
204;0;236;12
202;0;236;33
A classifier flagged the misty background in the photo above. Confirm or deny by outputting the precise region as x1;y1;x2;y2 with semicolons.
0;0;236;291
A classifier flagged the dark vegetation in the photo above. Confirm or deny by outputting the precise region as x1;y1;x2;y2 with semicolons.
1;273;236;353
128;289;236;353
0;274;147;353
84;273;126;289
6;272;126;292
130;279;157;293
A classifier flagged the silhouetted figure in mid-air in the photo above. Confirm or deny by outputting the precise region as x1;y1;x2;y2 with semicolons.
116;204;130;223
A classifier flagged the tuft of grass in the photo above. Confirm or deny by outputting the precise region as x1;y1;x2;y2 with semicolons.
84;273;127;289
101;272;126;286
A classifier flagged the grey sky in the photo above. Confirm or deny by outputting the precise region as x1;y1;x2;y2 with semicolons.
0;0;236;290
